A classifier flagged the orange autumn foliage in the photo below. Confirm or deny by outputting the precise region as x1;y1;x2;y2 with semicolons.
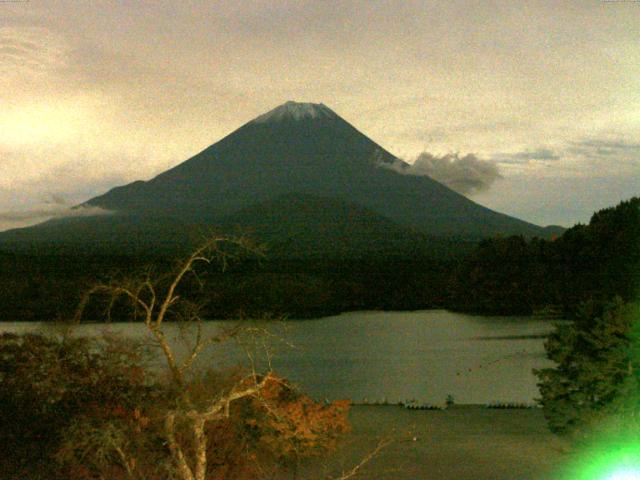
177;373;352;480
130;372;353;480
247;375;351;459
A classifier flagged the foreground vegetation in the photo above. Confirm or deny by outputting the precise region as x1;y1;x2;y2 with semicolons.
0;239;357;479
536;298;640;436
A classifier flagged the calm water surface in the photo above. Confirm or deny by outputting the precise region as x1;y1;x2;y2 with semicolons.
1;310;556;404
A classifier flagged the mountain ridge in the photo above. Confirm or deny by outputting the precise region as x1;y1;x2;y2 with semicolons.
1;101;556;253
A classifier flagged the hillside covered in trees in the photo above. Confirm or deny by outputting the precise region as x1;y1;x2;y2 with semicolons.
0;197;637;322
447;197;640;317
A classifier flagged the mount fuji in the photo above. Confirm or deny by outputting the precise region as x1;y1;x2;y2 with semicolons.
0;101;555;254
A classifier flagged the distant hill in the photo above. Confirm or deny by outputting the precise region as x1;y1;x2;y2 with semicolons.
219;192;459;259
0;101;555;255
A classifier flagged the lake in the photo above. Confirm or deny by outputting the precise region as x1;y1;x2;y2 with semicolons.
0;309;556;404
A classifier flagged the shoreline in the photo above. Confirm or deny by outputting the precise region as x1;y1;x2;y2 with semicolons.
297;404;570;480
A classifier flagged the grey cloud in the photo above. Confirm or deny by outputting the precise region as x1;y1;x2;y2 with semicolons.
387;152;503;196
0;203;112;223
569;139;640;158
493;148;561;164
491;139;640;169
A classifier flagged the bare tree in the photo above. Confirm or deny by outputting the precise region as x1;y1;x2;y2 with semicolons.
74;236;386;480
75;237;273;480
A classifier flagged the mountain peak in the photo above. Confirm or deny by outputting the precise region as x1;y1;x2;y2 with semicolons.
252;101;337;123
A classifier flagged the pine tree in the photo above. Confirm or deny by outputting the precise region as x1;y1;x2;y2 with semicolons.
535;298;638;436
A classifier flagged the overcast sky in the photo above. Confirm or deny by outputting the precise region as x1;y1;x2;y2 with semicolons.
1;0;639;231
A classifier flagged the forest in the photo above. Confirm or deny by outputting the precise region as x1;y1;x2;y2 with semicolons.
0;197;637;323
448;197;640;316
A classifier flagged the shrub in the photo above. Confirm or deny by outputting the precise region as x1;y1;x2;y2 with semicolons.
0;332;151;479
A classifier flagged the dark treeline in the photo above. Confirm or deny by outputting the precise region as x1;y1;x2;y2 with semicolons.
1;197;637;322
201;254;454;318
0;251;164;322
0;249;458;322
447;197;640;316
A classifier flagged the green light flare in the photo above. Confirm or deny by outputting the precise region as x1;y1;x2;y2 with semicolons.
561;443;640;480
605;470;640;480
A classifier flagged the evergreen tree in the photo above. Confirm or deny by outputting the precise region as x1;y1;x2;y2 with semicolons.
535;298;639;436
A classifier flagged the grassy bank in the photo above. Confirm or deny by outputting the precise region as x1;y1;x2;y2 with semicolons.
297;405;571;480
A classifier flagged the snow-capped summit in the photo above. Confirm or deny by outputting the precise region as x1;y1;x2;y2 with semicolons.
0;99;553;253
252;101;337;123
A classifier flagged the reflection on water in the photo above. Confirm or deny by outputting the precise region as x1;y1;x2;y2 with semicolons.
1;310;556;404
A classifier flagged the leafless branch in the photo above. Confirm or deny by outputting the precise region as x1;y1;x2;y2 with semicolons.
329;437;392;480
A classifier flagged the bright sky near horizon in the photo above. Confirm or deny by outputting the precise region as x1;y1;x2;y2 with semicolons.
1;0;639;231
